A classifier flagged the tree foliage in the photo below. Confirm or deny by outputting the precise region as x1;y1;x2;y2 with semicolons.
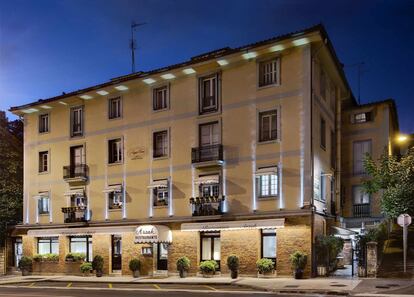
0;112;23;246
363;148;414;218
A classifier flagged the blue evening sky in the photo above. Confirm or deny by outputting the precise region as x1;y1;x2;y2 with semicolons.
0;0;413;132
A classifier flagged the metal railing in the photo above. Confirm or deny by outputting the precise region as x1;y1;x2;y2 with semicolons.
189;196;225;216
61;206;87;223
353;203;371;217
191;144;223;164
63;164;88;180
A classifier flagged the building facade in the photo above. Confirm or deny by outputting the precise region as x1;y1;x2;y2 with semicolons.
340;99;400;231
9;25;353;277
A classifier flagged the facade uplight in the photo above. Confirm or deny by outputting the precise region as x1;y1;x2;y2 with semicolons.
114;85;129;91
96;90;109;96
142;78;156;85
242;52;257;60
182;68;196;75
160;73;176;80
217;59;229;66
79;95;93;100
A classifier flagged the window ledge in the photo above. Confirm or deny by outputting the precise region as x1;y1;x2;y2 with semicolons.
153;156;169;161
153;205;169;209
38;171;50;175
107;161;124;166
258;196;278;201
257;139;280;145
39;213;50;216
257;83;280;90
152;107;170;113
108;208;123;212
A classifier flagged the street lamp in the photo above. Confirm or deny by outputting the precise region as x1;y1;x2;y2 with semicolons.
397;134;408;143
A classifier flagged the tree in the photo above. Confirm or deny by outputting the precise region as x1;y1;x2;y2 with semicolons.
363;148;414;218
0;111;23;246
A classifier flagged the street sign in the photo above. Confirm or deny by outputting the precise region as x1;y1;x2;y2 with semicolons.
398;214;412;227
397;214;411;273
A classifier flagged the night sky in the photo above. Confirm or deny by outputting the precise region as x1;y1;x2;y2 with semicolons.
0;0;413;132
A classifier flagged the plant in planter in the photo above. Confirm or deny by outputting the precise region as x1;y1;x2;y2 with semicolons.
199;260;218;277
256;258;274;276
33;254;43;262
227;255;239;279
43;253;59;262
18;256;32;276
290;251;307;279
65;252;86;262
80;262;93;276
92;255;104;277
129;258;141;278
176;256;190;278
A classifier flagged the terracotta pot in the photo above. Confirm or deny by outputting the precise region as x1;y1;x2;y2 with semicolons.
132;270;140;278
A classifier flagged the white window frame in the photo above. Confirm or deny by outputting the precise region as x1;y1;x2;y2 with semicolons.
38;113;50;134
353;139;372;175
38;195;50;214
153;181;169;207
153;129;169;159
152;85;169;111
352;185;370;205
108;137;123;164
257;174;278;198
108;97;122;119
258;57;280;87
257;108;280;143
199;73;219;114
38;151;49;173
108;186;123;209
70;106;83;137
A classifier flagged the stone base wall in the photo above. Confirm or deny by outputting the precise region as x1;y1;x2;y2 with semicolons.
121;232;153;276
168;226;199;276
92;234;111;275
0;247;5;275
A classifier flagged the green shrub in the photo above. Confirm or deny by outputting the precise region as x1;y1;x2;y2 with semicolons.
199;260;218;273
290;251;307;270
129;258;141;272
92;255;104;272
176;256;190;272
33;254;43;262
43;253;59;261
227;255;239;272
18;256;32;269
80;262;92;273
65;252;86;262
256;258;274;274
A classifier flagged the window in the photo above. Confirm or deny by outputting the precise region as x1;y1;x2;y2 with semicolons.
199;122;220;147
259;110;278;142
39;114;49;133
153;130;169;158
71;194;86;208
108;138;123;164
199;74;219;114
201;232;220;269
353;112;372;123
320;173;326;201
38;196;49;214
258;58;279;87
69;236;92;262
353;140;372;175
200;183;220;197
108;188;123;209
257;174;278;198
153;86;168;111
330;130;336;169
70;106;83;137
261;229;276;264
153;182;169;207
320;117;326;149
38;151;49;173
353;186;370;205
37;237;59;255
108;97;122;119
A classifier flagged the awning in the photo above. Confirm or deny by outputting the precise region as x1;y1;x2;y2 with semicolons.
32;192;49;199
181;218;284;232
194;175;219;184
256;167;278;176
134;225;172;243
102;185;122;193
64;188;85;196
147;180;169;189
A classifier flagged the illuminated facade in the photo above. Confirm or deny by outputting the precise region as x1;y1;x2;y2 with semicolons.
8;25;354;277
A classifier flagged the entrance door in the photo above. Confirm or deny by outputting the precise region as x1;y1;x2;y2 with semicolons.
199;122;220;147
14;238;22;269
111;235;122;271
157;243;168;270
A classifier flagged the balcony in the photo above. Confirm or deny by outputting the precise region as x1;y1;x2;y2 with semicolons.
353;203;371;217
191;144;223;167
190;196;225;216
63;164;88;182
62;206;87;223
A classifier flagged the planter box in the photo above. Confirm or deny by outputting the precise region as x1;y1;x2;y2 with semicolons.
32;261;60;275
65;261;84;276
257;271;276;278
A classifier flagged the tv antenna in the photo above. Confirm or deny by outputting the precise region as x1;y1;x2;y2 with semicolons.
345;62;366;104
130;21;146;73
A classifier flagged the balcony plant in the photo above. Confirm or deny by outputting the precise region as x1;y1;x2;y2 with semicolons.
199;260;218;278
290;251;307;279
129;258;141;278
176;256;190;278
80;262;92;277
256;258;274;276
18;256;32;276
92;255;104;277
227;255;239;279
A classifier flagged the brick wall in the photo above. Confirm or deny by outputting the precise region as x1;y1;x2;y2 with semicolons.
0;247;5;275
92;234;111;275
121;232;153;276
168;227;199;275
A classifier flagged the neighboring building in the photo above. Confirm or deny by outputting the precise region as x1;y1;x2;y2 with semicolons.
340;99;400;231
9;24;353;277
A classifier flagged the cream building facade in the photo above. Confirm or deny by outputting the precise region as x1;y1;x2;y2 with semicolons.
9;25;354;277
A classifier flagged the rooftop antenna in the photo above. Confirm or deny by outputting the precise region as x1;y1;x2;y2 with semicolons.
130;21;146;73
345;62;365;104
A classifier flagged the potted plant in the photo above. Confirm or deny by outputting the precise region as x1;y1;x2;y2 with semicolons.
92;255;104;277
256;258;274;276
129;258;141;278
227;255;239;279
80;262;92;276
176;256;190;278
290;251;307;279
199;260;218;278
18;256;32;276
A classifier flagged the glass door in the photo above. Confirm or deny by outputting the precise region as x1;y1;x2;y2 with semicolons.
111;235;122;271
14;237;22;269
157;243;168;270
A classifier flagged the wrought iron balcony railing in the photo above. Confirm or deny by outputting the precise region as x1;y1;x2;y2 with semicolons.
191;144;223;164
61;206;87;223
353;203;371;217
63;164;88;181
189;196;225;216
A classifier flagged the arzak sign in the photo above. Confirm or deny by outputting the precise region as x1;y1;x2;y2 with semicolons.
135;225;159;243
